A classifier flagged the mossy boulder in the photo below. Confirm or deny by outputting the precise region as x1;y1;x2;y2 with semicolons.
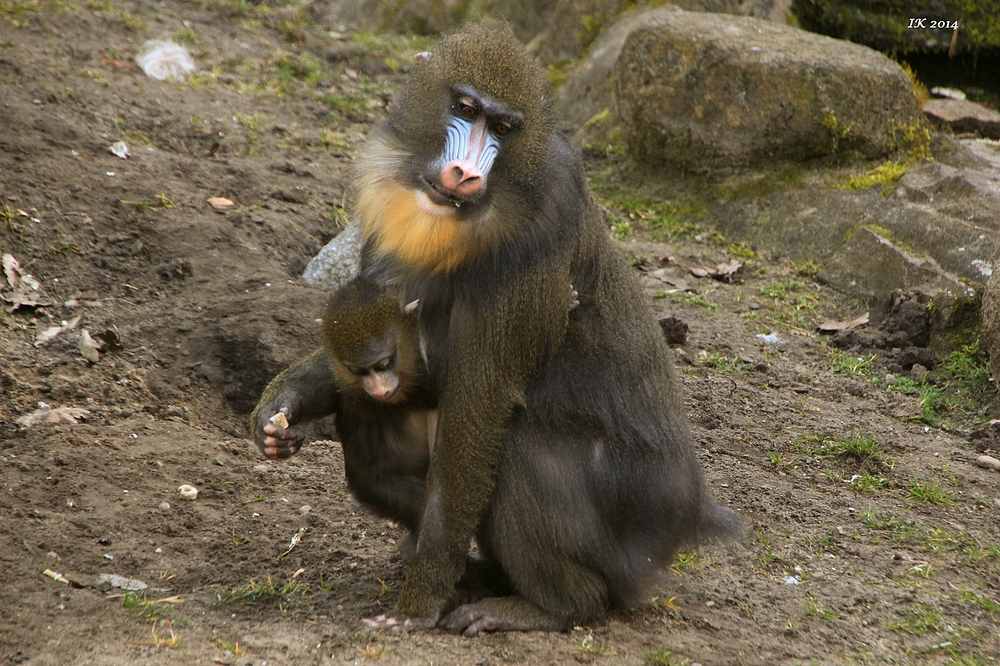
792;0;1000;55
562;7;924;171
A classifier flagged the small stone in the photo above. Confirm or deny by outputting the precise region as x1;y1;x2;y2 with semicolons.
177;485;198;501
155;547;162;553
884;373;896;386
297;505;312;516
975;455;1000;471
47;551;59;560
910;363;928;383
158;502;171;510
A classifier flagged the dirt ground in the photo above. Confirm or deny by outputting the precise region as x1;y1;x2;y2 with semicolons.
1;3;999;665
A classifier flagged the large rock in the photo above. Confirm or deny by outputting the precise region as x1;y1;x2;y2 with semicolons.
793;0;1000;55
534;0;789;64
317;0;788;62
301;219;363;290
706;137;1000;327
567;7;925;170
982;267;1000;382
923;99;1000;140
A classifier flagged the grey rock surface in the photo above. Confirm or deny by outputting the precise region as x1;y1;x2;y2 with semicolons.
597;7;923;170
708;137;1000;329
301;219;363;290
923;99;1000;140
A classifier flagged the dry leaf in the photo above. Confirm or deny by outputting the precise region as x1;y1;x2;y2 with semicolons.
79;329;103;363
690;260;743;283
34;315;81;347
818;312;870;333
2;253;18;289
2;253;50;311
16;406;91;427
207;197;234;208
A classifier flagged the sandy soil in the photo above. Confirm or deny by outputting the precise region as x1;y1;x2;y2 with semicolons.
1;3;998;665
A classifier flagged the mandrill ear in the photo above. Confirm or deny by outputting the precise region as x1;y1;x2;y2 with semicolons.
414;52;432;62
404;299;420;314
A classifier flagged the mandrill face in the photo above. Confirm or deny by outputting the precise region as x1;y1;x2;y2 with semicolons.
353;22;555;273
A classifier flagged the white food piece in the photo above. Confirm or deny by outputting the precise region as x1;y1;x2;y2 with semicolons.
269;412;290;429
177;484;198;501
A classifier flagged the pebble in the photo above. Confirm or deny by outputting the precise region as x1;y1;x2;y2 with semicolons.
975;455;1000;471
297;505;312;515
177;485;198;501
910;363;929;383
158;502;171;510
884;373;896;386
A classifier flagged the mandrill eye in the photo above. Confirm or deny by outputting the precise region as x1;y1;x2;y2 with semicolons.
494;122;511;136
457;97;476;118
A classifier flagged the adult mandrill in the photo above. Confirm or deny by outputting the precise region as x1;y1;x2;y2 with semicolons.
252;21;744;635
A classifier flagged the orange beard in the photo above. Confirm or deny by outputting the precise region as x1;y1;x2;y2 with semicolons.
358;181;471;274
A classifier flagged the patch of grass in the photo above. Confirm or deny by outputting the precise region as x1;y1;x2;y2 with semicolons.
120;192;174;211
791;260;820;277
888;604;940;636
86;0;145;30
906;477;954;505
829;349;877;377
215;578;308;607
644;649;689;665
795;432;891;471
215;636;242;657
176;26;198;44
718;165;804;201
836;160;908;195
767;451;795;473
959;589;1000;615
1;203;24;237
726;242;756;262
670;552;706;574
578;632;613;656
756;280;821;329
803;592;839;620
670;291;718;311
137;621;183;649
122;591;183;620
595;192;702;242
848;470;891;492
702;351;756;375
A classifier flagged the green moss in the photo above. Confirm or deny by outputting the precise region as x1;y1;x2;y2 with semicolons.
899;61;928;105
836;161;908;194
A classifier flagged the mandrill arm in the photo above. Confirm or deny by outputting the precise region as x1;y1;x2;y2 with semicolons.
378;261;572;625
250;348;340;459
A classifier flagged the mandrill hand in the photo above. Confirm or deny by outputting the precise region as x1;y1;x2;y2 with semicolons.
253;401;304;460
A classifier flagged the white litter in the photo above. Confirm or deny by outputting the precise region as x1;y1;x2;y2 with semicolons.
136;40;196;81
